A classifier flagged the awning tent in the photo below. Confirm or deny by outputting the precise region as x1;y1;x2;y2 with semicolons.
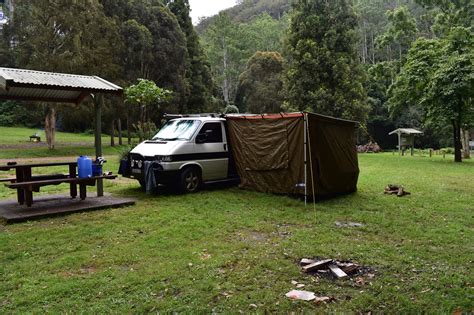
0;67;123;196
225;112;360;200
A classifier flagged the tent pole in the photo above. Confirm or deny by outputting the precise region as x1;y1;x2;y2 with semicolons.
305;114;317;214
94;94;104;197
304;113;307;206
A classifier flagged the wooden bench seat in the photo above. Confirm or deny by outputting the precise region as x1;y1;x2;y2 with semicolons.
0;178;16;183
6;175;116;189
6;175;117;206
0;174;68;184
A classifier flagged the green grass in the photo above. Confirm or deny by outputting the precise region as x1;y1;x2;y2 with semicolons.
0;153;473;313
0;126;112;145
0;126;137;159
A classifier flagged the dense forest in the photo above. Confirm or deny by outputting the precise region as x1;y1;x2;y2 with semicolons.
0;0;472;158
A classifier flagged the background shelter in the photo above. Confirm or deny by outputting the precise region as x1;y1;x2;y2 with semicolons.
389;128;423;156
0;67;123;196
225;112;359;200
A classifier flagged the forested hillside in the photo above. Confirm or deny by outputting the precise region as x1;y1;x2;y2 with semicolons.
0;0;472;156
195;0;291;33
198;0;473;153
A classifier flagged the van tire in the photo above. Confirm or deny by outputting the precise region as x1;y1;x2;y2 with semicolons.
179;167;201;193
138;179;146;191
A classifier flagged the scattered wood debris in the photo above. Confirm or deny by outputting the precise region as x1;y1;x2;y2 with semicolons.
302;259;332;272
328;264;348;279
384;184;411;197
300;258;315;266
300;257;375;281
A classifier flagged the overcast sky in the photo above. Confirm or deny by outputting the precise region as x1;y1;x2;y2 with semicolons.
189;0;238;25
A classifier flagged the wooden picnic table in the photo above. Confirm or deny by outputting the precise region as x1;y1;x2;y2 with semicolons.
0;161;116;207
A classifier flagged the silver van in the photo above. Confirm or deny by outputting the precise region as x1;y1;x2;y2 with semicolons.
120;115;238;193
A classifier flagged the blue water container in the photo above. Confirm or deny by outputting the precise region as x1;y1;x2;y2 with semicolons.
77;156;92;178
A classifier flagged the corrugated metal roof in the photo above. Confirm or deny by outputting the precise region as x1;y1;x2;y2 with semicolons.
0;67;122;104
389;128;423;135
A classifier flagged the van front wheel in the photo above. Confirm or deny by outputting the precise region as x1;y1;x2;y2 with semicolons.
179;167;201;193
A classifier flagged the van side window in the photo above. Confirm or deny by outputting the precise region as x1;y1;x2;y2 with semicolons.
199;122;223;143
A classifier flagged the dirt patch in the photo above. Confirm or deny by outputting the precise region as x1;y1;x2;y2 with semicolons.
237;231;268;243
59;265;97;278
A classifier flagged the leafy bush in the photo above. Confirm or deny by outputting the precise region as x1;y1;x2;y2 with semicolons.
223;104;239;114
0;101;43;128
440;147;455;154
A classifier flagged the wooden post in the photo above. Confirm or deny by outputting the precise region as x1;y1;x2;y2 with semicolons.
118;118;123;146
110;119;115;147
94;94;104;197
398;132;401;156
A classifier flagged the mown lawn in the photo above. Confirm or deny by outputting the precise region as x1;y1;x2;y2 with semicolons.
0;126;113;145
0;153;473;313
0;126;136;160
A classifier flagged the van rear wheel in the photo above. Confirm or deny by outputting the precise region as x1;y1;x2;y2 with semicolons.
179;167;201;193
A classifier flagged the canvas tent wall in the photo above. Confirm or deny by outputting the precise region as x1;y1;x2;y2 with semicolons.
225;112;359;199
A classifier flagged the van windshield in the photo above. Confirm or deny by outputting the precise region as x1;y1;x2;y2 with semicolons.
152;120;201;141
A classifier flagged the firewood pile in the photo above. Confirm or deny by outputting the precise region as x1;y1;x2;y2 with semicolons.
357;142;382;153
300;258;374;280
384;184;411;197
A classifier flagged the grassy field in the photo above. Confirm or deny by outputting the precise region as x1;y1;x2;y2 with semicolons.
0;126;135;159
0;126;114;145
0;149;473;312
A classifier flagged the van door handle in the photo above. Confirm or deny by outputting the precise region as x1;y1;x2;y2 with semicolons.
224;144;227;151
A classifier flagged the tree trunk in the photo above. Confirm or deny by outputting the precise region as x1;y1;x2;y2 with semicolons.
461;128;470;159
44;105;56;150
363;26;367;64
371;32;375;64
139;105;145;142
110;119;115;147
118;118;123;146
222;37;230;104
452;119;462;162
126;111;131;145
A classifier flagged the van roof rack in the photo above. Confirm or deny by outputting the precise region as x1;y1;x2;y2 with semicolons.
163;113;221;119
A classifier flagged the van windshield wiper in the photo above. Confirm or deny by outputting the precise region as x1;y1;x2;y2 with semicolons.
152;137;186;141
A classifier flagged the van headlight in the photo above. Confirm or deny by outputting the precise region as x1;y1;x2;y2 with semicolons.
155;155;173;162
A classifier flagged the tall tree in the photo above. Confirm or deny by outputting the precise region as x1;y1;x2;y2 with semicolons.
285;0;370;122
202;13;243;105
202;11;289;107
235;51;284;113
120;19;154;81
376;6;419;61
101;0;189;113
388;27;473;162
165;0;214;113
